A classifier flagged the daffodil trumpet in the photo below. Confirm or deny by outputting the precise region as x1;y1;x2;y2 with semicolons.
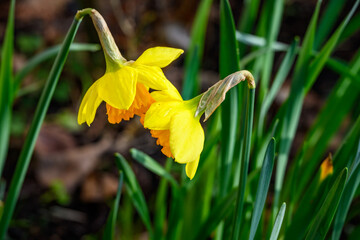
144;70;255;179
77;9;184;126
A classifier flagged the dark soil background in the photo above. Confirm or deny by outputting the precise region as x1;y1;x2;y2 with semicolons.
0;0;359;239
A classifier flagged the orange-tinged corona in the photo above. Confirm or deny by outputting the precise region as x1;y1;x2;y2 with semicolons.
106;83;155;124
150;130;173;158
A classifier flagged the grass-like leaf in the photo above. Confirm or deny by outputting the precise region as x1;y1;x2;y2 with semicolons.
339;13;360;44
231;88;255;240
154;159;172;240
182;0;213;100
305;168;348;240
314;0;346;49
294;49;360;200
273;0;322;220
114;153;153;237
257;39;298;140
0;0;15;177
270;203;286;240
305;0;360;92
0;14;84;238
332;140;360;240
130;148;178;188
249;138;276;240
236;32;289;51
13;43;100;99
256;0;284;112
219;0;240;198
103;171;123;240
192;187;238;240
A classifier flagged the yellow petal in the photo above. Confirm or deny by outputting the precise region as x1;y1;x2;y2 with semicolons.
97;66;137;110
144;101;183;130
133;64;168;90
185;158;199;180
135;47;184;68
151;79;183;102
169;110;204;164
78;81;103;126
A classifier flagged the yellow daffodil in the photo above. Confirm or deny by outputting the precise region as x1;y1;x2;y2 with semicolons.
143;81;205;179
143;71;256;180
320;153;333;181
78;47;183;126
76;9;183;126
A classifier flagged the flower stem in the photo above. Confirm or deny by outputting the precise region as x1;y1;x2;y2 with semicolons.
231;87;255;240
0;13;86;238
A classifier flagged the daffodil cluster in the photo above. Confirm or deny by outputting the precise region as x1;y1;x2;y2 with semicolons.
78;10;255;179
78;9;207;179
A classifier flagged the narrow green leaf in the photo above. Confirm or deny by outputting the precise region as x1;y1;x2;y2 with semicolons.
270;203;286;240
305;168;348;240
332;140;360;240
219;0;240;197
231;88;255;240
295;49;360;201
166;187;184;240
257;0;284;115
249;138;276;240
192;187;238;240
314;0;346;49
0;0;15;177
258;39;298;138
334;115;360;172
114;153;153;237
130;148;178;188
13;43;100;99
103;171;123;240
182;0;213;100
306;0;360;92
236;31;289;51
326;57;360;89
237;0;260;40
339;13;360;44
273;0;321;217
0;15;84;238
218;1;241;235
154;159;172;240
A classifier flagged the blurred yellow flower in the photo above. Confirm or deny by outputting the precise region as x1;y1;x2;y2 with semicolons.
78;47;184;126
143;81;205;180
320;153;333;181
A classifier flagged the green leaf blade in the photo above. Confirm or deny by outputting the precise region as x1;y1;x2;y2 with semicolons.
103;171;123;240
130;148;178;188
0;15;84;238
192;188;238;240
114;153;153;237
182;0;213;100
332;140;360;240
249;138;276;240
0;0;15;177
305;168;348;240
270;202;286;240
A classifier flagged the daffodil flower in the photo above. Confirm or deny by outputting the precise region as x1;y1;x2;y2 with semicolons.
77;9;183;126
144;81;205;180
144;71;255;179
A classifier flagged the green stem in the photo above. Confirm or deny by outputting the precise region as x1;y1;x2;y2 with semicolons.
0;0;15;179
231;88;255;240
0;15;85;238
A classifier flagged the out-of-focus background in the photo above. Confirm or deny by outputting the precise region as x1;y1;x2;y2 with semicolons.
1;0;359;239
